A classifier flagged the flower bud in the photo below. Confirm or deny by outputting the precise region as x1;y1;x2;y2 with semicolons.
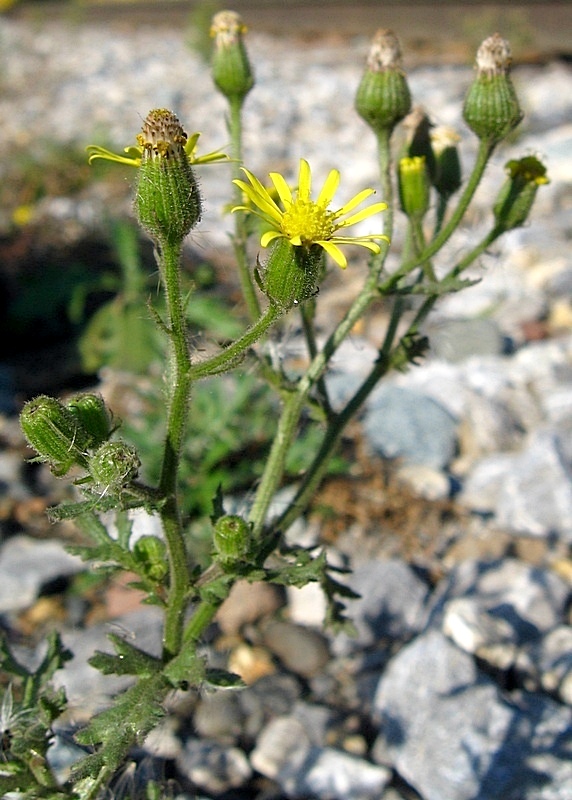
430;125;462;199
134;109;202;246
493;155;549;233
66;393;112;449
463;34;523;144
258;238;323;311
88;440;140;493
213;514;253;568
398;156;430;220
355;29;412;135
402;107;435;182
210;11;254;103
133;535;168;582
20;395;90;476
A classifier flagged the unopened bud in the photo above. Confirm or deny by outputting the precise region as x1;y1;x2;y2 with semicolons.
66;393;113;449
88;440;140;493
430;125;462;198
258;238;323;311
210;11;254;103
134;109;202;246
133;535;168;582
355;29;412;135
463;34;523;144
398;156;430;220
402;107;435;182
493;155;549;233
213;514;253;569
20;395;90;476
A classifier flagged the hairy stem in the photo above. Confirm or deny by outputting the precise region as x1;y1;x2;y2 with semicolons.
157;240;193;659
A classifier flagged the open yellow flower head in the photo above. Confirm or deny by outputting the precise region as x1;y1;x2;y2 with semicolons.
232;158;389;268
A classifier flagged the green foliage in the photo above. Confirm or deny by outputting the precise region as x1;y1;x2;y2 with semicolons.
0;632;72;798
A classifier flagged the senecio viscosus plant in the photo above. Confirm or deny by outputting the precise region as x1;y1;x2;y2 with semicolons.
7;13;548;799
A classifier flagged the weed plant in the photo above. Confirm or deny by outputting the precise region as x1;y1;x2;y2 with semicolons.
5;16;549;799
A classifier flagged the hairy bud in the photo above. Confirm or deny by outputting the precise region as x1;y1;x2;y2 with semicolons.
134;109;202;246
463;34;523;144
355;29;412;135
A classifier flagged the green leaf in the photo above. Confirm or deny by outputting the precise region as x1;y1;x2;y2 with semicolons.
204;668;246;691
162;646;205;689
88;634;162;677
73;674;168;779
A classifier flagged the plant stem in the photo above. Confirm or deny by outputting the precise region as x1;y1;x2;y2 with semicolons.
157;240;193;659
389;138;495;287
229;95;261;320
189;303;282;380
248;127;395;539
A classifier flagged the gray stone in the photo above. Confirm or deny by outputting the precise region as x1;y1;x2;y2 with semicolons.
460;428;572;539
517;625;572;705
371;630;572;800
427;558;570;641
0;535;84;613
332;559;429;656
237;673;302;742
175;739;251;795
442;596;519;669
363;386;458;469
425;317;505;362
252;716;391;800
193;691;244;744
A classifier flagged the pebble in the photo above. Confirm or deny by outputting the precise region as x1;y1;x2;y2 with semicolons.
0;534;84;613
175;738;252;795
251;715;392;800
260;619;331;678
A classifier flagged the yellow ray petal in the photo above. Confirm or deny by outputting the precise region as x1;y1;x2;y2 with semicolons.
297;159;312;201
318;240;348;268
316;169;340;208
269;172;293;207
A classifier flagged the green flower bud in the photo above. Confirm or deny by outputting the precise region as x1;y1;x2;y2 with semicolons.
402;107;436;182
210;11;254;103
463;34;523;144
66;393;112;449
258;238;323;311
430;125;462;199
88;440;140;493
213;514;253;568
355;29;412;135
20;395;90;476
493;156;549;233
398;156;430;220
133;535;168;582
134;109;202;246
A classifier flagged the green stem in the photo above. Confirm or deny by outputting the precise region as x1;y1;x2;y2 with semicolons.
157;240;193;659
189;303;282;380
300;299;331;416
229;95;261;320
389;138;495;287
280;224;507;530
248;127;395;538
273;294;405;535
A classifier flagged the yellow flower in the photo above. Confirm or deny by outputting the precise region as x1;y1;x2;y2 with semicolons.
87;131;229;168
232;158;389;268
